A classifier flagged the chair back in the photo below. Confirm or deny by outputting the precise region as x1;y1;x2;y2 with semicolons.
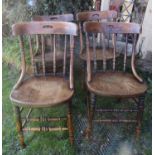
33;14;74;56
12;21;78;89
76;10;117;53
83;21;143;83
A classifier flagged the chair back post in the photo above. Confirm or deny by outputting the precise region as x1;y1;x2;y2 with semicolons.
131;33;143;82
13;35;26;89
84;21;143;83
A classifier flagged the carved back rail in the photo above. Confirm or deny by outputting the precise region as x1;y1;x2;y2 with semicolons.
32;14;74;22
83;21;143;83
12;21;77;89
76;10;118;54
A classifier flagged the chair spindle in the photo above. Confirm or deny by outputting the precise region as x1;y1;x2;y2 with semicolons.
28;35;35;73
86;32;91;82
50;34;53;53
92;33;97;72
41;35;45;75
79;23;83;54
63;35;67;76
101;33;106;71
112;33;116;71
36;34;40;53
53;34;56;75
123;34;128;72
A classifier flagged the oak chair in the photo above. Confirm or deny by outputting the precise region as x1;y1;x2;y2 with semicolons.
76;10;118;62
10;21;77;148
83;21;147;138
32;14;74;73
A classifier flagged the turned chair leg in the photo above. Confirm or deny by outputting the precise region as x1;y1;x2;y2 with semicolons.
80;61;87;89
87;92;96;139
67;100;74;145
136;94;145;139
86;91;91;138
14;106;26;148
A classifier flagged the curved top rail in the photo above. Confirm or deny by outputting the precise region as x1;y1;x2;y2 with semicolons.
76;10;117;21
32;14;74;22
84;22;141;34
12;21;78;36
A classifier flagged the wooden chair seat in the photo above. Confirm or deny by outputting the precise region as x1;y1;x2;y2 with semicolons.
80;48;119;61
87;72;147;97
34;50;70;62
10;76;74;107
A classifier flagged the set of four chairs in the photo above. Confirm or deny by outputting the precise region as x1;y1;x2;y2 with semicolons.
10;11;147;148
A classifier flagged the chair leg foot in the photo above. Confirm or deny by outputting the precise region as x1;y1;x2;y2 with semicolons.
136;95;145;139
14;106;26;148
67;101;74;145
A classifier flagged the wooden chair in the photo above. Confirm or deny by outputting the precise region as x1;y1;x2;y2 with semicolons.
32;14;74;73
83;21;147;138
76;10;118;62
10;21;77;148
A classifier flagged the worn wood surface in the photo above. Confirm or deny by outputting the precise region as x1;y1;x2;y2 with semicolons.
87;72;147;97
76;10;117;21
12;21;77;36
10;76;74;107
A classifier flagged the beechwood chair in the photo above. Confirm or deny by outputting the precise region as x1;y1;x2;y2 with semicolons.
10;21;77;148
83;21;147;138
32;14;74;74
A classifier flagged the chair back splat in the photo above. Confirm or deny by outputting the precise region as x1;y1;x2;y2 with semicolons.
12;21;77;89
83;22;143;83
